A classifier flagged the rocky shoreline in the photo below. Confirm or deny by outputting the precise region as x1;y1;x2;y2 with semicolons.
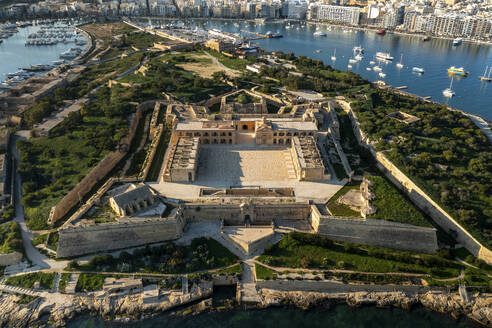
0;285;490;327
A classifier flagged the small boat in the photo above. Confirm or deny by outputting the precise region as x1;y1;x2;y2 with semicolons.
396;54;403;68
379;72;386;78
412;67;425;74
355;54;363;61
353;45;364;54
313;31;326;37
453;38;462;46
447;66;467;77
369;60;375;65
347;64;352;69
377;29;386;35
443;77;455;97
373;66;382;72
375;52;394;61
423;35;431;41
366;67;372;71
349;58;357;64
479;65;492;82
331;49;337;61
314;49;321;53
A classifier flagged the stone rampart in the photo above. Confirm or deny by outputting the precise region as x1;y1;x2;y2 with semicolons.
0;251;22;266
183;203;310;226
56;217;183;258
338;100;492;264
310;205;438;254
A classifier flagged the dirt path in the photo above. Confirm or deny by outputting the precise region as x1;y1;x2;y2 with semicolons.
203;51;241;77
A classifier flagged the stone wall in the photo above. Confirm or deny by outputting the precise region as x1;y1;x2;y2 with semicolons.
0;251;22;266
183;203;310;226
310;205;438;254
338;100;492;264
56;217;183;258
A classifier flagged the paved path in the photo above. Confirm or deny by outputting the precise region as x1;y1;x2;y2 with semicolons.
11;135;69;271
203;51;241;77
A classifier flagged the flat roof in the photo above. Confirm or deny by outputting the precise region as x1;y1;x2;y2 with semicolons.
175;121;235;131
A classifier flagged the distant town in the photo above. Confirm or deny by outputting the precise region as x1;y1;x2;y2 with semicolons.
1;0;492;41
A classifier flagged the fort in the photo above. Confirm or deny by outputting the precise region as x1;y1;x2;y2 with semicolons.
55;94;439;258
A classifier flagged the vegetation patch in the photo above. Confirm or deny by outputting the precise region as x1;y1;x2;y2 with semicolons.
259;232;463;280
69;238;238;274
76;273;104;292
216;264;242;276
58;273;71;292
367;175;431;227
6;272;56;289
255;263;277;280
0;221;23;254
326;181;361;217
16;294;39;305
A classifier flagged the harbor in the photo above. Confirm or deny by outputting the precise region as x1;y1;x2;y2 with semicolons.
0;20;87;91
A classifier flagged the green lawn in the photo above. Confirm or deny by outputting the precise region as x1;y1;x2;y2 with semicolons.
0;221;23;254
367;175;432;227
216;263;242;276
58;273;71;292
146;128;170;181
255;263;277;280
6;272;56;289
326;181;361;217
258;232;462;280
70;238;238;275
76;273;104;292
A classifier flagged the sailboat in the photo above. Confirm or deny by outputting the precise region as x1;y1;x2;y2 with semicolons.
479;65;492;82
443;77;455;97
331;49;337;61
396;54;403;69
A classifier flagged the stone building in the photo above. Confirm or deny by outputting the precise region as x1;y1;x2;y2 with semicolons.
109;184;155;216
290;136;325;181
204;39;235;53
164;137;200;182
165;103;209;126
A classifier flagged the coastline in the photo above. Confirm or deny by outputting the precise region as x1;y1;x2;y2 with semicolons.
1;282;490;327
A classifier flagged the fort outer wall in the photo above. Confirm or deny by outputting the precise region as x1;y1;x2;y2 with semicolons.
56;217;184;258
309;205;438;254
182;203;311;226
338;100;492;264
48;101;156;225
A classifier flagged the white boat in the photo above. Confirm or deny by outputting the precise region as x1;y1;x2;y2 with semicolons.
479;65;492;82
396;54;403;68
373;66;382;72
443;77;455;97
353;45;364;54
379;72;386;78
366;67;372;71
331;49;337;61
313;31;326;36
453;38;462;46
375;52;394;61
412;67;425;74
369;60;375;65
349;58;357;64
355;54;363;61
347;64;352;69
314;49;321;53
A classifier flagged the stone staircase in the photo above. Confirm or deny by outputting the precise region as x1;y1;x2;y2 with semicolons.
283;149;297;180
238;260;260;304
0;284;38;296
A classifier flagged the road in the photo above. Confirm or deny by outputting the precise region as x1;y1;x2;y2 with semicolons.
11;135;68;271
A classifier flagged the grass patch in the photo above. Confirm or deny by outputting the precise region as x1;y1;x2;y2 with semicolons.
367;175;431;227
76;273;104;292
58;273;71;292
70;238;238;274
255;263;277;280
216;264;242;276
326;181;361;217
16;294;39;305
146;128;170;181
333;163;348;180
259;232;463;280
6;272;56;290
0;221;23;254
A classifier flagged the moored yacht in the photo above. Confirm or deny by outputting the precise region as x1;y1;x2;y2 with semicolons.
375;52;394;61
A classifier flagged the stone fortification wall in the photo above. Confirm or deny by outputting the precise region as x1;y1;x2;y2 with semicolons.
183;203;310;226
0;251;22;266
48;102;154;225
338;100;492;264
56;217;183;258
309;205;438;254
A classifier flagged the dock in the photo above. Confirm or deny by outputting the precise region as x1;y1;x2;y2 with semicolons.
240;30;282;40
